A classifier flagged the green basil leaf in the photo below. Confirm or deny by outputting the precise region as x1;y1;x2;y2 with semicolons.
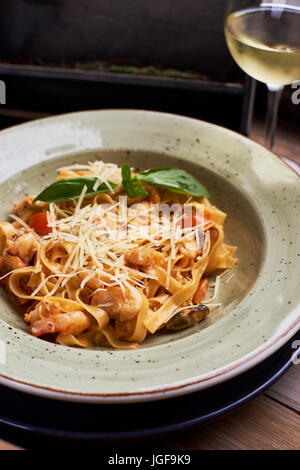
123;177;148;198
35;177;117;204
121;162;148;198
137;168;210;198
121;161;131;183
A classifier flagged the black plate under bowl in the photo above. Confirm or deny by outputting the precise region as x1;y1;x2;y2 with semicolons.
0;331;299;448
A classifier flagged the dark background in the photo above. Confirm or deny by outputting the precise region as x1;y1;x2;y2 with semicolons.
0;0;298;128
0;0;240;81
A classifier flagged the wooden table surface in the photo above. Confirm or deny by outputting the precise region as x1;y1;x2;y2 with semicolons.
0;118;299;451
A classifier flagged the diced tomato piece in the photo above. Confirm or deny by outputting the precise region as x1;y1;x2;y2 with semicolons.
29;212;52;235
193;278;209;304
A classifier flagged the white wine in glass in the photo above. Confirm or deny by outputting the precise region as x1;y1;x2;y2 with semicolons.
224;1;300;152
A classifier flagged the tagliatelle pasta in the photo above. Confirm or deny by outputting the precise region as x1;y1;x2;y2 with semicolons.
0;160;237;349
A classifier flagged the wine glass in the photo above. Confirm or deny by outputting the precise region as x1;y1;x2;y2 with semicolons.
224;0;300;159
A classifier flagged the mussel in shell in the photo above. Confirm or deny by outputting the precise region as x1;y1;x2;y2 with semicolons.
165;304;209;331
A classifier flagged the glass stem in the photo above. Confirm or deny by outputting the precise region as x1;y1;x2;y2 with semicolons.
265;85;283;151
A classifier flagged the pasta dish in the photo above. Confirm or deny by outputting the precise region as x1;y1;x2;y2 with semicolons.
0;160;237;349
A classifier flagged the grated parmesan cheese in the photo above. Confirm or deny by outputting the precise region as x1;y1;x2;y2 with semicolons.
28;160;209;300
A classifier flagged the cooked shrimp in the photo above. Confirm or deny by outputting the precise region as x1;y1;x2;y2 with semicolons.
12;196;35;218
6;230;39;263
0;253;27;274
25;300;90;337
92;286;141;321
125;247;154;267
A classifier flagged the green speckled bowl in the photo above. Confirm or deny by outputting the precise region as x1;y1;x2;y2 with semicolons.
0;110;299;403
